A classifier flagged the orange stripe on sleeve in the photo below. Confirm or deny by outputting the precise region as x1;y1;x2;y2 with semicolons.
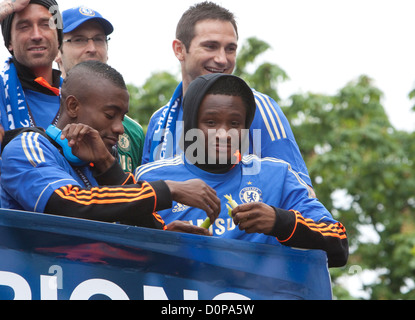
295;212;347;240
55;182;156;206
277;210;298;243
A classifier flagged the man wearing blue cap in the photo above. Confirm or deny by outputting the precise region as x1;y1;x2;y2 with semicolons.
56;6;113;78
56;6;145;173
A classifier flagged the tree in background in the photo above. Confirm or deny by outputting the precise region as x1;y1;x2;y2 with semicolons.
127;71;178;132
234;37;288;102
127;37;415;299
285;76;415;299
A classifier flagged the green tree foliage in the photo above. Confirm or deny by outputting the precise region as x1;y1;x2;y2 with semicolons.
234;37;288;102
127;37;415;299
408;88;415;112
127;71;179;132
285;76;415;299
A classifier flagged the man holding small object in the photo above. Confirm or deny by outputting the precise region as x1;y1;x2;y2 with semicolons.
1;61;220;235
136;73;348;267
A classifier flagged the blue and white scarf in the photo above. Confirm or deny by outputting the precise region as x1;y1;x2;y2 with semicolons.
149;82;183;162
1;58;32;130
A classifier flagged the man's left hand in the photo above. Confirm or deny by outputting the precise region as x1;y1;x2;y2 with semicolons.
231;202;276;235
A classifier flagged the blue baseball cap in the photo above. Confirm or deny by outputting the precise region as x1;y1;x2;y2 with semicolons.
62;6;114;35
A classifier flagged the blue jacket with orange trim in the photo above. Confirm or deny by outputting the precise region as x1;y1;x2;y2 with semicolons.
1;128;169;229
136;154;348;267
142;83;313;186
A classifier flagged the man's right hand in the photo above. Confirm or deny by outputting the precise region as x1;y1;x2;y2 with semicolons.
0;0;30;22
61;123;115;173
165;179;221;223
9;0;31;13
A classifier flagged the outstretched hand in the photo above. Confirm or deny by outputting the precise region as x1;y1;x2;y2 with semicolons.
61;123;115;172
165;179;221;223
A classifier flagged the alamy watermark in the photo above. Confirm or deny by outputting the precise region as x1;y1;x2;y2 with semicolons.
49;5;63;30
152;121;262;175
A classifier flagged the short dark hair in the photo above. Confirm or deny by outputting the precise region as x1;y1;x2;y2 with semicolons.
61;61;127;107
176;1;238;51
206;76;253;115
64;60;126;91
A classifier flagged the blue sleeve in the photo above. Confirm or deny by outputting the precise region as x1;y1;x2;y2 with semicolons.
278;162;335;224
1;132;79;212
142;107;164;165
250;91;312;186
263;160;348;267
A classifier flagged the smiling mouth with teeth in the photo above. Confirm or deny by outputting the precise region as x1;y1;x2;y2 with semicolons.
206;67;226;73
29;47;46;52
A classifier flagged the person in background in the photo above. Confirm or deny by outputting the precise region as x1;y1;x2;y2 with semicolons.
1;61;220;236
55;5;144;173
0;0;63;131
0;0;62;207
136;73;348;268
142;1;315;196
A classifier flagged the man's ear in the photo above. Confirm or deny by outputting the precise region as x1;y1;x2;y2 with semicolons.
64;95;80;119
55;50;62;65
172;39;186;61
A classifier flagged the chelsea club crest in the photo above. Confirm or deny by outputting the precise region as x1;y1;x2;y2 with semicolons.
79;7;96;17
239;187;263;204
118;134;131;152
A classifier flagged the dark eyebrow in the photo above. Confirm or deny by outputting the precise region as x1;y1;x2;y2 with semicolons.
70;32;106;38
103;105;122;112
200;40;238;47
103;105;128;116
200;40;219;46
201;109;221;116
15;19;31;26
201;109;243;118
15;17;51;26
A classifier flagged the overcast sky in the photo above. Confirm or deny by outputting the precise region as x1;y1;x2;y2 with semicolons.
2;0;414;132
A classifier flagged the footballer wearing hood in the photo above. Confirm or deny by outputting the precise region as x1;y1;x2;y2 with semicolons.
136;74;348;268
181;73;256;173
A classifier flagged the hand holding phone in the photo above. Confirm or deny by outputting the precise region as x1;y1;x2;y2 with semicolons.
46;125;87;166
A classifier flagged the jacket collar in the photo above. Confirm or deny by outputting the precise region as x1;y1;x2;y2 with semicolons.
12;57;61;96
